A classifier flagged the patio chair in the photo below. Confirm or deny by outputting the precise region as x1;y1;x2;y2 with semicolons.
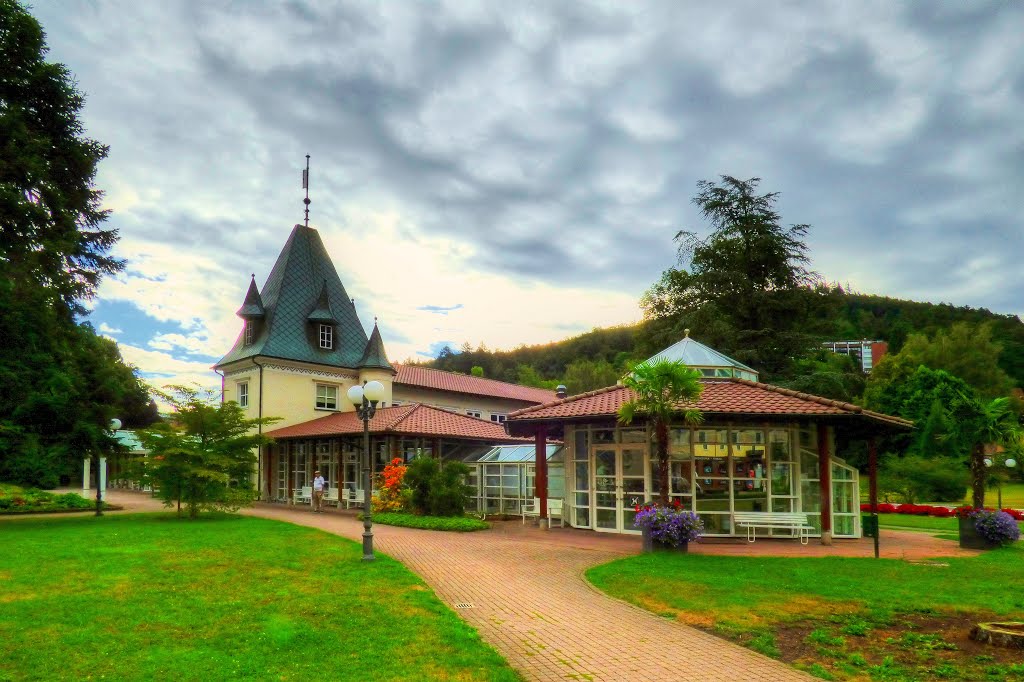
325;487;339;506
522;498;564;528
345;489;365;509
293;486;312;505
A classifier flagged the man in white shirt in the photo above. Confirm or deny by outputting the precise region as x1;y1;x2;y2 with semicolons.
312;470;326;513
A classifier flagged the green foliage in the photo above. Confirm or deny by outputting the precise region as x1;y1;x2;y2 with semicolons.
515;364;559;389
0;483;95;513
470;365;484;377
868;322;1013;400
0;514;519;681
562;357;622;393
372;512;489;532
776;350;865;403
135;386;277;518
403;457;474;517
878;455;968;504
619;360;703;503
0;3;156;488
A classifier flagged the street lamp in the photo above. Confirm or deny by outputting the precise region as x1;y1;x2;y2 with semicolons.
347;380;385;561
984;456;1018;509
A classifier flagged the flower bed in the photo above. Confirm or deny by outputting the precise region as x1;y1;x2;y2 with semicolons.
860;502;1024;521
0;485;100;514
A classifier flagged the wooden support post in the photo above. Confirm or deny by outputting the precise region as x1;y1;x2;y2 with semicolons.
818;424;833;545
536;425;548;527
869;436;879;559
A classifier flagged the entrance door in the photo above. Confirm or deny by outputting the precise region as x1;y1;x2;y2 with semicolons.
592;444;648;534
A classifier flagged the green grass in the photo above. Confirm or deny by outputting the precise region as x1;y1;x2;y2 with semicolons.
587;546;1024;681
0;513;520;681
876;513;1024;534
372;512;490;532
0;483;101;514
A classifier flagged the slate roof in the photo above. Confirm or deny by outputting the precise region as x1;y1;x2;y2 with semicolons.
506;378;913;428
236;276;265;318
359;322;395;372
394;364;556;404
265;403;532;441
306;281;338;324
216;225;369;369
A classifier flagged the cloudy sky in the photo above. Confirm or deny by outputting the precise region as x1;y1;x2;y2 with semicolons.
34;0;1024;391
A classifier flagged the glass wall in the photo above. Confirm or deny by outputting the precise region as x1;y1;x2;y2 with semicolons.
572;427;591;528
798;426;821;533
832;460;859;537
464;445;564;515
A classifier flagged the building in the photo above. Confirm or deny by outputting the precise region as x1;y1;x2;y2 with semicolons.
823;340;888;373
506;335;911;543
214;223;556;499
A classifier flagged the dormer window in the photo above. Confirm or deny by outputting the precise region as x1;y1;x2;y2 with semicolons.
319;324;333;349
244;322;254;346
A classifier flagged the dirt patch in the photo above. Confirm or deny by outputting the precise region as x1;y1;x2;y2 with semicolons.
702;610;1024;681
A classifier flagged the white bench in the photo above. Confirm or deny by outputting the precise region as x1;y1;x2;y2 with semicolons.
522;498;564;528
344;489;365;509
733;511;814;545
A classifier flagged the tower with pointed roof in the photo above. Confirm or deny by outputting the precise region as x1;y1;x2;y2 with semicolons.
215;223;396;436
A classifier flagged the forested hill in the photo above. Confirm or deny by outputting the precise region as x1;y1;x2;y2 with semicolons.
420;293;1024;391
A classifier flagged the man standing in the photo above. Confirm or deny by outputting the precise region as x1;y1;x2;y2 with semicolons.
312;470;326;513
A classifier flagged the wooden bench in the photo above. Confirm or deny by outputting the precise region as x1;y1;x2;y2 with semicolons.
733;512;815;545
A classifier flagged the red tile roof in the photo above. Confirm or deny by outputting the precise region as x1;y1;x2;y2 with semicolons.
507;378;913;428
394;364;556;404
265;403;533;441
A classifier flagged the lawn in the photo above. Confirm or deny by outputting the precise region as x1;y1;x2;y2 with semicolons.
587;547;1024;681
0;513;520;682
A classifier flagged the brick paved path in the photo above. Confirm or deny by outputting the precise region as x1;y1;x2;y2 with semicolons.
243;503;812;681
44;492;973;681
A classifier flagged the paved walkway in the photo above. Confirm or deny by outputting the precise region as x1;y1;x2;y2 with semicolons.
28;491;977;681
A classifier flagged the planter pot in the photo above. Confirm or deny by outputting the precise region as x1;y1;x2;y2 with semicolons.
959;516;996;550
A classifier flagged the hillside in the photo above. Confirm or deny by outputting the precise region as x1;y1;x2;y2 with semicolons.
421;293;1024;391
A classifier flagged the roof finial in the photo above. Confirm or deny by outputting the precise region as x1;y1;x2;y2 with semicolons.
301;154;311;227
684;328;690;338
374;315;378;324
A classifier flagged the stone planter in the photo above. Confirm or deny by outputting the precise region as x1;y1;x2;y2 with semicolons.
958;515;995;550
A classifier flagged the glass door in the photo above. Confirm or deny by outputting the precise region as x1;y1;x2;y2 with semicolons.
592;444;648;534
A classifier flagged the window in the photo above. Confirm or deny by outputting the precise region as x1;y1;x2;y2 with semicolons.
244;322;254;345
319;324;333;349
316;384;338;410
466;410;482;418
237;382;249;408
490;414;507;423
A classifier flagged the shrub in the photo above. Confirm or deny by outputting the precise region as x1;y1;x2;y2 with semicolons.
878;455;968;504
372;512;488;532
372;458;410;513
404;457;473;517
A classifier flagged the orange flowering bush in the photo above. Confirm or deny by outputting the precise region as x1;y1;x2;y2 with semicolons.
372;458;411;513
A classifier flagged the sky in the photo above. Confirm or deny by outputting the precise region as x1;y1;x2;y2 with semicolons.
32;0;1024;393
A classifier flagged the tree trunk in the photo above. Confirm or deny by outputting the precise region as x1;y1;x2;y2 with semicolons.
656;419;669;505
971;443;986;509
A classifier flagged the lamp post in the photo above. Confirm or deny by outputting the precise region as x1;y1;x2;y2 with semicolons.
347;380;385;562
984;455;1018;510
95;418;121;516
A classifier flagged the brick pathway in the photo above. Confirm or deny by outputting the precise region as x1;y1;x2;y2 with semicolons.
39;492;976;681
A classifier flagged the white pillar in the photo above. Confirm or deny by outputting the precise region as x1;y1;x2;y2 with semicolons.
83;458;91;494
99;456;107;501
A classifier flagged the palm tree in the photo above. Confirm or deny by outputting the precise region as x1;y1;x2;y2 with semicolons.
962;397;1022;509
618;359;704;505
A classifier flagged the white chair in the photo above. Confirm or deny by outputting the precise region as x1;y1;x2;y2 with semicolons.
325;487;339;506
345;489;365;509
522;498;564;528
293;486;312;505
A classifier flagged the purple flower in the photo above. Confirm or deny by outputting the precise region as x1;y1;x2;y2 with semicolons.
634;505;704;546
972;510;1021;545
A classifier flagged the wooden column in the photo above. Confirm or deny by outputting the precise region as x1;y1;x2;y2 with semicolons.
536;425;548;525
818;424;832;545
868;436;879;559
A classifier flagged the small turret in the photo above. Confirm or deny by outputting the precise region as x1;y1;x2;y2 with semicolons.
358;320;395;372
307;280;337;324
236;275;265;319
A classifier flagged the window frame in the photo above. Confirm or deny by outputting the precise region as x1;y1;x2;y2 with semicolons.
315;383;338;410
237;381;249;408
319;324;333;350
490;413;507;423
244;322;254;346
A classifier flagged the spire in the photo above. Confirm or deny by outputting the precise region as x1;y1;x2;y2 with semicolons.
236;274;265;319
358;320;395;372
307;280;337;324
302;154;311;227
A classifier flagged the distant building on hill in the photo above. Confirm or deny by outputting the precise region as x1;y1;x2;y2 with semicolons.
822;339;888;373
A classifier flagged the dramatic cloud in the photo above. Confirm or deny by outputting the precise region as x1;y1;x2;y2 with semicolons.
34;0;1024;391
